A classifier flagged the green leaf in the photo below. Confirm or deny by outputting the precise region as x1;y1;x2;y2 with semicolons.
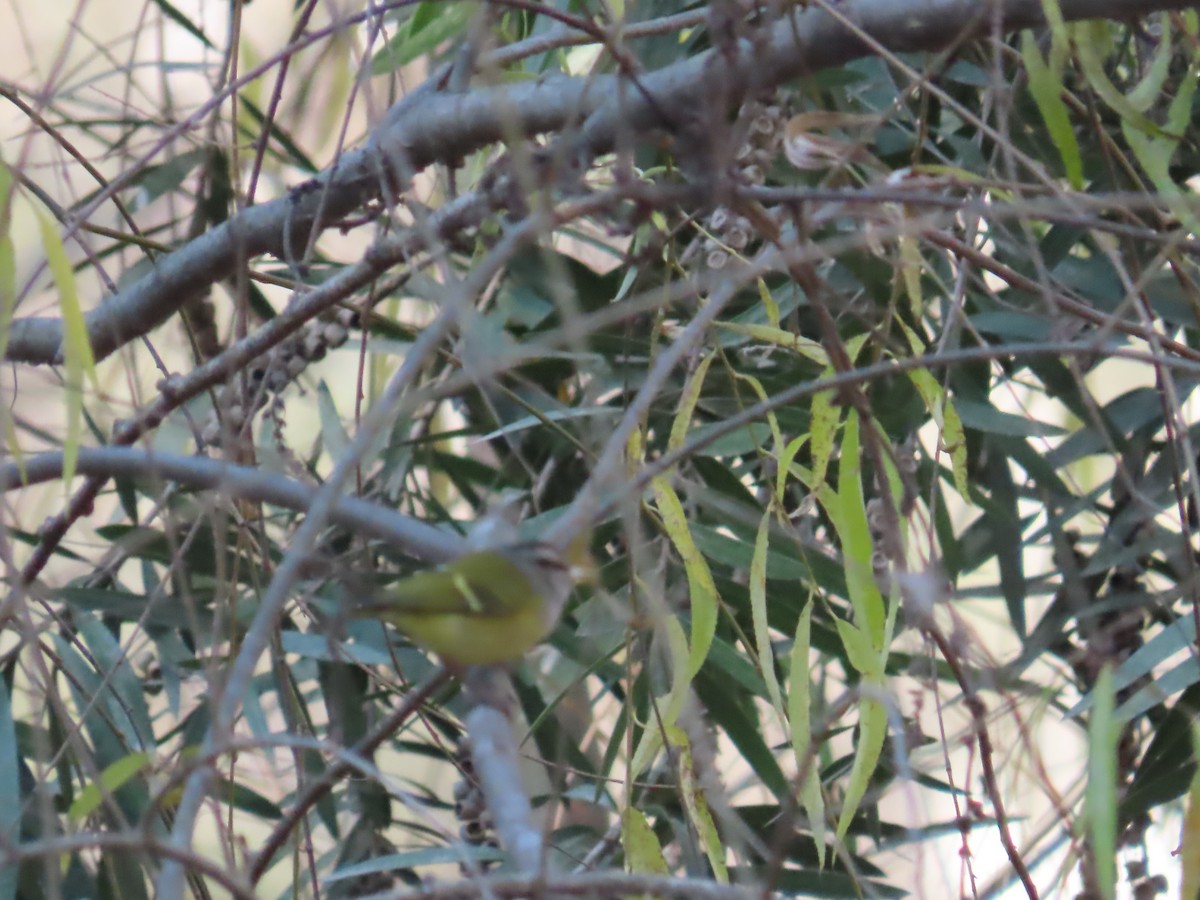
834;693;888;845
750;510;786;722
1020;30;1083;188
371;1;474;73
669;349;715;453
1087;665;1118;900
68;752;152;822
1074;19;1175;139
834;619;883;681
788;600;826;867
828;412;885;642
151;0;216;49
954;399;1065;438
696;669;789;799
0;677;17;900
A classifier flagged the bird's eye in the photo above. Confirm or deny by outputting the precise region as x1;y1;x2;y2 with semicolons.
531;544;568;570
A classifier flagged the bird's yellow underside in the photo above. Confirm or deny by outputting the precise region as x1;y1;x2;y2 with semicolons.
389;607;550;666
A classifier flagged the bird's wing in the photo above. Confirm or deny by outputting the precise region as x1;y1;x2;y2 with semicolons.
364;553;531;618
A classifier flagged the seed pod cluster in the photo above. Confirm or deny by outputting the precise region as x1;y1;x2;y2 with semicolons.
733;99;786;186
700;206;755;270
450;736;500;872
198;308;357;448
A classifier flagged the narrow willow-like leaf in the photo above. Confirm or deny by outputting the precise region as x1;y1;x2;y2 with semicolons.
1126;14;1174;111
1182;723;1200;898
670;725;728;883
75;614;155;751
36;210;97;486
900;319;969;502
630;615;691;775
1074;19;1172;138
1121;57;1200;232
751;510;786;722
898;233;924;317
1087;665;1118;900
808;380;839;491
68;752;152;822
0;677;17;900
940;400;970;501
317;380;352;460
831;412;885;642
1020;30;1083;188
734;370;785;463
834;619;884;681
651;477;717;678
757;277;780;328
370;0;474;73
715;321;828;365
669;349;715;453
776;433;809;502
834;692;887;845
327;846;503;883
788;600;825;867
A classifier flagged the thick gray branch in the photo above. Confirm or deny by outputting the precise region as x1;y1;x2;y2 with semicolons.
0;446;464;562
7;0;1194;365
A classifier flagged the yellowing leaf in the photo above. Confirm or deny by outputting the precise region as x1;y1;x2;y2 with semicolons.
942;399;970;502
622;807;669;876
669;350;715;454
788;600;826;867
1087;665;1118;900
776;433;810;502
651;478;718;677
834;693;887;844
1182;724;1200;898
898;233;924;317
627;427;644;477
630;616;690;775
734;371;784;466
716;321;828;365
757;278;780;328
36;211;97;487
898;320;969;501
668;726;728;883
808;383;840;491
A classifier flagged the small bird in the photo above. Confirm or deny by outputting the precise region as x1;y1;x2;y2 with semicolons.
352;540;586;667
782;111;882;172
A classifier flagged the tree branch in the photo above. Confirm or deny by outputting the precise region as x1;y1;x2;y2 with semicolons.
7;0;1193;366
0;447;463;563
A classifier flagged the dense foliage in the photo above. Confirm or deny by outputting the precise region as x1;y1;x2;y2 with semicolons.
3;0;1200;897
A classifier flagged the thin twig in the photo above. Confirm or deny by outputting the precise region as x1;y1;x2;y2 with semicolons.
249;668;450;884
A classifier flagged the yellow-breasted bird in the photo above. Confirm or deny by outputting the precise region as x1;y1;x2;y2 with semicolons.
352;537;591;667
